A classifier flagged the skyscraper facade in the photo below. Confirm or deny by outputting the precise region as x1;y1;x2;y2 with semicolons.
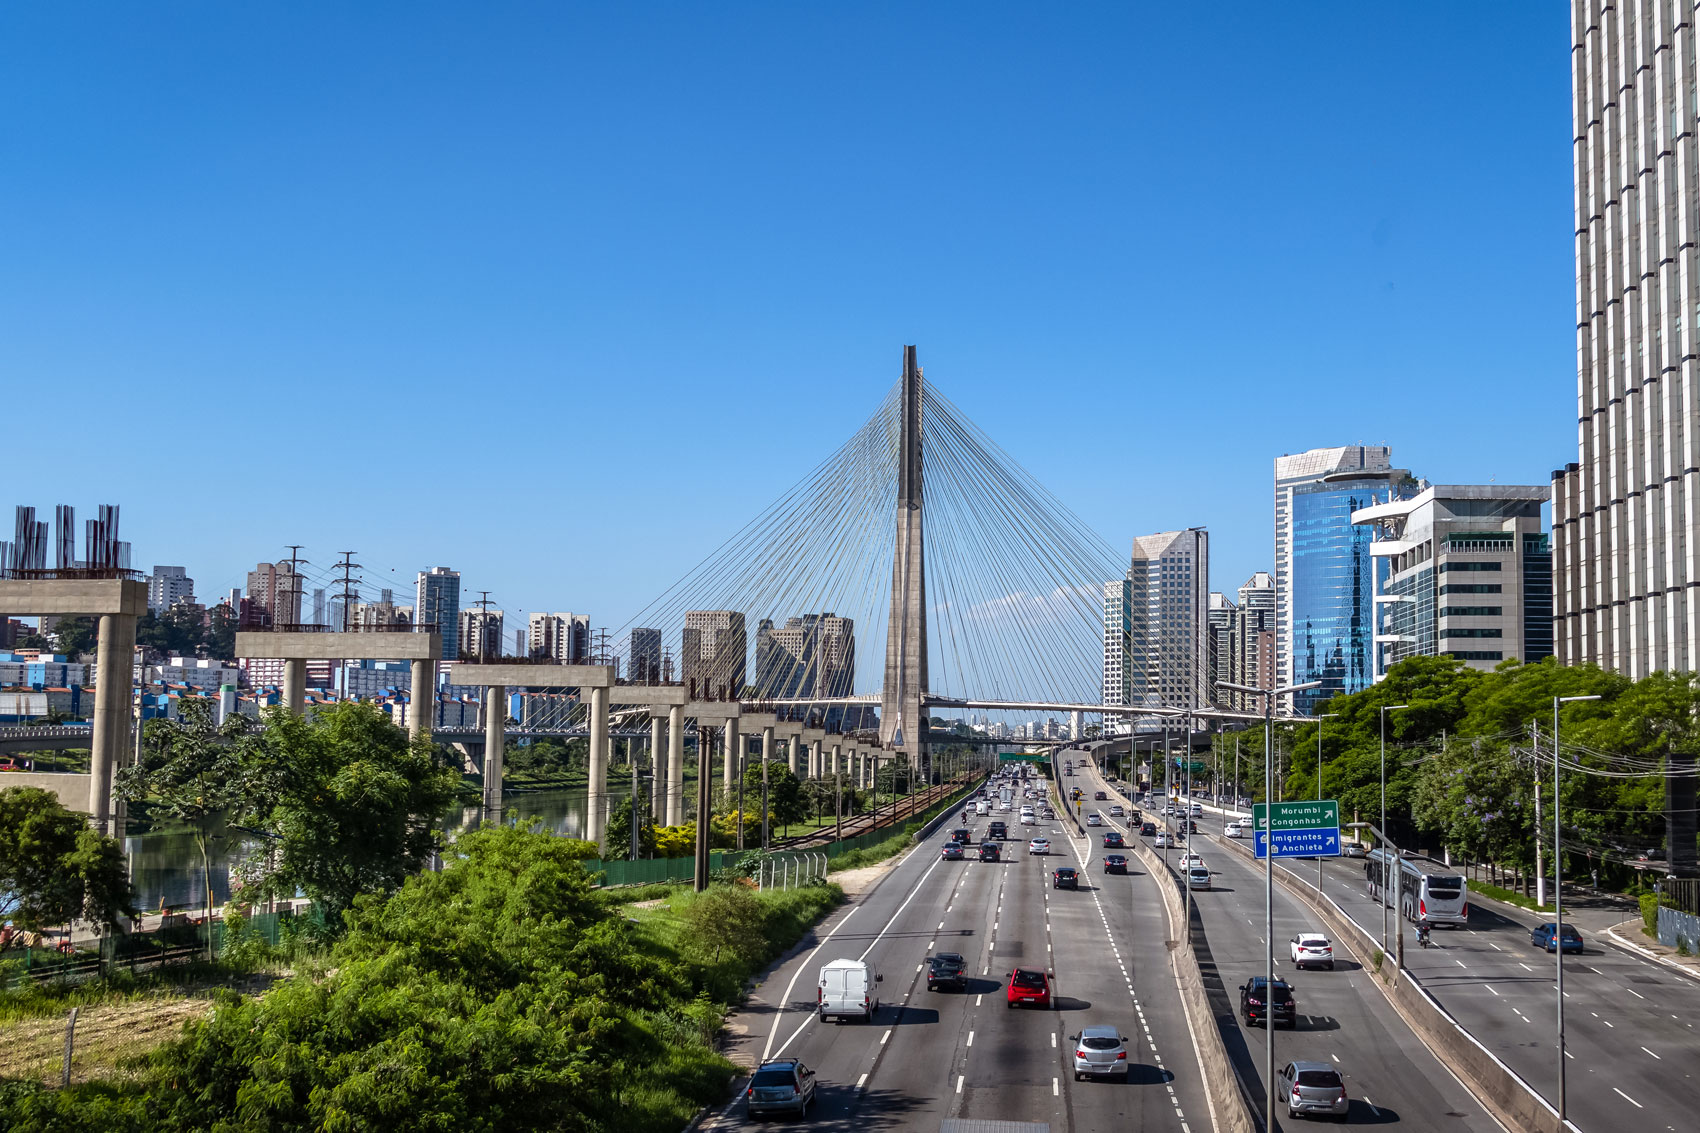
629;627;664;682
528;612;590;663
1128;528;1209;710
752;613;855;699
1274;447;1409;712
682;610;747;698
147;566;195;615
244;561;302;627
415;567;461;661
1554;6;1700;677
1354;485;1553;678
1102;577;1133;717
458;607;504;661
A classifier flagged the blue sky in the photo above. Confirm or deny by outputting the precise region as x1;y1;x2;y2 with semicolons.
2;3;1574;635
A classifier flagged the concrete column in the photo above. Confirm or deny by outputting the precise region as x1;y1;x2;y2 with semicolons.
724;722;738;788
282;658;306;717
586;684;610;845
813;739;824;779
482;685;506;820
787;735;800;777
831;742;842;777
667;704;685;827
88;613;137;835
649;715;665;820
408;658;434;740
761;725;775;776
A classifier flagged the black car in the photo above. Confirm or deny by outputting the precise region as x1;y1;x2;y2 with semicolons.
988;821;1008;840
1102;831;1125;848
1140;822;1157;836
1094;791;1107;801
950;827;973;845
1053;867;1079;889
927;952;968;991
1239;976;1296;1028
979;841;1002;862
1103;854;1128;874
1128;810;1142;826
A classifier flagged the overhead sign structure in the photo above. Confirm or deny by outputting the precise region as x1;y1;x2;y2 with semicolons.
1252;800;1341;859
999;751;1048;762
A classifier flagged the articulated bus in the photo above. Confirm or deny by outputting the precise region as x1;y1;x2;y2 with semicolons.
1364;849;1470;927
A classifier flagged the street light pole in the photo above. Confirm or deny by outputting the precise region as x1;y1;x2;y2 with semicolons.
1219;677;1319;1131
1317;713;1339;898
1379;703;1410;965
1553;693;1600;1125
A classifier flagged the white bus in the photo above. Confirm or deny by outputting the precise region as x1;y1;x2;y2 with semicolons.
1364;850;1469;927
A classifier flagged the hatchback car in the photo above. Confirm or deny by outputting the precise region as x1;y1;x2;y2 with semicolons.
1290;933;1334;970
979;841;1002;862
1531;922;1584;953
1086;813;1102;827
1140;821;1157;836
1102;854;1128;874
1028;838;1051;855
1019;813;1037;825
1108;804;1124;817
1006;967;1052;1008
941;842;964;861
1153;832;1174;848
1053;866;1079;890
1277;1060;1349;1120
1094;791;1108;800
927;952;968;992
1102;831;1125;848
1224;822;1248;839
746;1058;816;1119
1240;976;1296;1027
1070;1024;1130;1079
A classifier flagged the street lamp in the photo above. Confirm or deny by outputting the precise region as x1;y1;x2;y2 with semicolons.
1218;677;1320;1131
1378;703;1410;964
1316;713;1339;898
1552;693;1600;1125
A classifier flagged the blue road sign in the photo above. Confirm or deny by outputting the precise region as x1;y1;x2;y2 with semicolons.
1254;827;1342;859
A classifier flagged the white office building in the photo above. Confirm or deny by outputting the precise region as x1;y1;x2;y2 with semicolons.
1128;528;1209;711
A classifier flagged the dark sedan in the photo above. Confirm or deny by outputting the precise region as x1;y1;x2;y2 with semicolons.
1531;922;1584;954
1053;867;1079;890
941;842;964;861
979;841;1002;862
1102;854;1128;874
927;952;968;991
1101;831;1125;848
1140;822;1157;836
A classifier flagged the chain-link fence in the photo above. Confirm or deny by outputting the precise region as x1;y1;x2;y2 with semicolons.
0;999;214;1088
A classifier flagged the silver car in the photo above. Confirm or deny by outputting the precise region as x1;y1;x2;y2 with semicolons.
1276;1059;1348;1120
1070;1024;1130;1079
746;1058;816;1118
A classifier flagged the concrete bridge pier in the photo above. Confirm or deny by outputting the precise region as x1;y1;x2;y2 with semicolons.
90;609;139;836
586;684;610;844
408;658;435;740
761;723;775;773
787;734;800;777
649;715;665;820
830;741;842;778
723;721;738;788
281;658;306;716
666;704;684;826
481;684;505;821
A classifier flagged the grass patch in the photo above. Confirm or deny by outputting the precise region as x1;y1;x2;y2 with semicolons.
1471;880;1546;913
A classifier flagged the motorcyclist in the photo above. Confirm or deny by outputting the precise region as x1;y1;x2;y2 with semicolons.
1415;917;1433;948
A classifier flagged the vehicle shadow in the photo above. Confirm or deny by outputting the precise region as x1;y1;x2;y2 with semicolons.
959;977;1002;995
1126;1063;1174;1086
1294;1014;1341;1032
809;1085;931;1128
1344;1097;1400;1124
1050;995;1093;1012
886;1004;939;1026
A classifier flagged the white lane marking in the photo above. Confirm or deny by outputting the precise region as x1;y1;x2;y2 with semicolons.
976;994;983;1006
1602;1019;1615;1028
1488;942;1503;951
856;1073;867;1091
760;905;861;1061
956;1074;964;1094
1052;1077;1059;1096
1626;987;1646;999
857;853;946;961
1051;1032;1057;1048
1641;1046;1660;1059
1518;962;1533;971
1486;985;1500;996
1613;1087;1643;1108
966;1031;974;1047
1365;1096;1381;1117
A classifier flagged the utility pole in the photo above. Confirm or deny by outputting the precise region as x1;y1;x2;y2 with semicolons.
333;551;361;702
472;591;496;663
693;723;712;892
283;545;309;630
1532;721;1544;907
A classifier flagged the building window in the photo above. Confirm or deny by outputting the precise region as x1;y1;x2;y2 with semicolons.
1439;562;1503;573
1447;650;1504;661
1440;627;1503;639
1439;583;1502;595
1438;606;1503;618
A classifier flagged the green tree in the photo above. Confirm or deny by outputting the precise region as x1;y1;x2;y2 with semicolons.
0;787;134;934
203;601;237;659
49;616;97;658
248;701;460;927
741;760;804;834
116;700;258;952
604;795;658;861
681;885;766;965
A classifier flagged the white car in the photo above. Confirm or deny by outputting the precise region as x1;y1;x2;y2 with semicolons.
1181;852;1205;869
1154;832;1174;848
1224;822;1248;839
1087;813;1103;827
1108;804;1124;817
1340;841;1367;859
1028;838;1050;855
1019;813;1036;825
1290;933;1334;970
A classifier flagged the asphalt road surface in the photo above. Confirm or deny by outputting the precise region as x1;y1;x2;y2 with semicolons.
702;770;1218;1132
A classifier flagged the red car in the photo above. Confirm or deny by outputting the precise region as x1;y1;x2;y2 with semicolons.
1006;967;1052;1009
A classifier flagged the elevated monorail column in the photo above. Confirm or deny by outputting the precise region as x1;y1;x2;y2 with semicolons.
830;741;842;778
586;684;610;845
810;738;822;779
408;658;435;740
787;734;800;777
89;611;138;835
649;715;665;820
281;658;306;717
481;685;506;823
761;724;775;776
723;720;738;789
667;704;685;827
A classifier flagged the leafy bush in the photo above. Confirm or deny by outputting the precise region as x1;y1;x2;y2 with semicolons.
1641;892;1660;935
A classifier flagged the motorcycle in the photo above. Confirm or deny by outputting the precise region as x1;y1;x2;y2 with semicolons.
1416;921;1433;949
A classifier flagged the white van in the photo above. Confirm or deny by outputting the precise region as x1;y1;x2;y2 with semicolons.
975;801;990;816
817;958;882;1023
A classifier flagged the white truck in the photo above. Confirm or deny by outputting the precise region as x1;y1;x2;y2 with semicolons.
817;958;881;1023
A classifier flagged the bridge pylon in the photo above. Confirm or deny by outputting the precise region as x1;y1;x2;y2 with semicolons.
880;345;929;777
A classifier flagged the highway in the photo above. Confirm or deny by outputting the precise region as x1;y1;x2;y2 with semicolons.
1081;746;1700;1133
703;765;1217;1132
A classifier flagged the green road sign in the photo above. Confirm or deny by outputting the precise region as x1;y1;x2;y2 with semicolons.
998;751;1049;762
1252;799;1340;832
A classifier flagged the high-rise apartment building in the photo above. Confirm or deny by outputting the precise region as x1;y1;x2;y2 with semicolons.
147;567;195;615
1275;447;1411;712
1206;591;1236;703
458;607;504;661
244;561;303;627
753;613;855;699
1354;485;1553;678
1205;572;1277;712
1554;7;1700;677
528;612;590;663
682;610;747;698
415;567;461;660
1128;529;1209;710
1101;577;1133;717
629;627;664;682
349;590;413;632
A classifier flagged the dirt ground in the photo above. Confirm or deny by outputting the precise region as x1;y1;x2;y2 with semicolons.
0;996;213;1086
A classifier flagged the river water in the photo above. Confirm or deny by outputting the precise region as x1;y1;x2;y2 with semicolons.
124;785;632;913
